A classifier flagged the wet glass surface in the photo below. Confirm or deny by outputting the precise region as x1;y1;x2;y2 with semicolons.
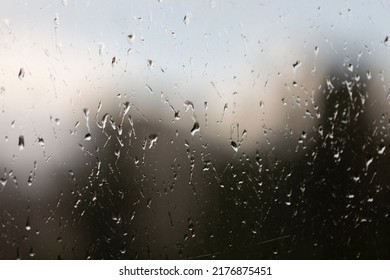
0;0;390;259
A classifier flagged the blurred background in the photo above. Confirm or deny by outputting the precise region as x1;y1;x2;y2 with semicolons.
0;0;390;259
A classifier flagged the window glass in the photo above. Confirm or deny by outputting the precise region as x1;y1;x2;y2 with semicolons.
0;0;389;259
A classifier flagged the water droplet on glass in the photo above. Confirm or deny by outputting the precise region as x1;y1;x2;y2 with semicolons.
101;113;109;129
18;136;25;150
0;178;7;190
184;100;194;111
38;137;45;148
73;199;81;208
18;68;25;80
190;122;200;136
111;56;117;66
147;59;154;69
84;133;92;141
292;60;302;69
366;71;372;80
231;141;238;152
123;101;131;115
183;14;191;27
174;111;180;120
148;134;158;149
146;198;152;208
378;144;386;155
366;157;373;170
54;15;60;26
130;210;135;221
127;33;135;41
99;42;105;56
145;84;154;95
29;246;35;257
83;108;89;118
25;217;31;231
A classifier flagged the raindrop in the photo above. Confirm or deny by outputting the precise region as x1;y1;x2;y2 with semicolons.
366;157;373;170
147;59;154;69
101;113;109;129
183;14;191;27
111;56;117;66
145;84;154;95
25;217;31;231
148;134;158;149
146;198;152;208
347;64;353;72
29;246;35;257
18;136;25;150
378;144;386;155
84;133;92;141
127;33;135;41
314;46;319;56
38;137;45;147
27;174;32;186
188;217;195;237
352;176;360;182
18;68;25;80
231;141;238;152
83;108;89;119
114;149;120;159
83;108;90;132
130;210;135;221
0;178;7;190
98;43;105;56
326;77;334;90
385;36;389;46
292;60;302;69
184;100;194;111
191;122;200;136
73;199;81;208
174;111;180;120
54;15;60;26
123;102;131;115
